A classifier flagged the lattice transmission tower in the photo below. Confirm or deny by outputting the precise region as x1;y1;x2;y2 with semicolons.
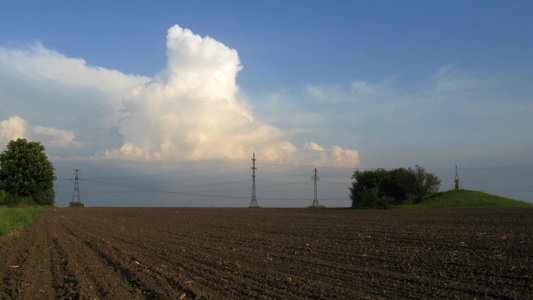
311;168;320;207
71;169;81;203
249;153;259;207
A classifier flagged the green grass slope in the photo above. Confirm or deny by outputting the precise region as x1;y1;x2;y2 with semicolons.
395;189;533;209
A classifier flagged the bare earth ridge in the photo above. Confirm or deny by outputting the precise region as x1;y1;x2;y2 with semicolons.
1;207;532;299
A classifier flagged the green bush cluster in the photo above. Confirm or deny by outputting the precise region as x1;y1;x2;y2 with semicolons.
350;165;441;209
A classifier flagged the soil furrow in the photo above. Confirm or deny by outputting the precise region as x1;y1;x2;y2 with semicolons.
1;207;532;299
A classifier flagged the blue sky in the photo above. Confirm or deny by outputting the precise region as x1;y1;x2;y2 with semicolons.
0;1;532;206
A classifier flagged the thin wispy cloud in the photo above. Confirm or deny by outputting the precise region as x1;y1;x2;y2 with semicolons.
296;66;533;168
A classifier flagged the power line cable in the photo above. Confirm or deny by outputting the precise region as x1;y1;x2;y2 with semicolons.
84;179;251;200
256;170;309;177
320;181;350;187
83;164;248;180
257;179;308;185
82;178;347;202
260;162;361;169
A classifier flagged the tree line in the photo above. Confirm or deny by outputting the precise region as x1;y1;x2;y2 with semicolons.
349;165;441;209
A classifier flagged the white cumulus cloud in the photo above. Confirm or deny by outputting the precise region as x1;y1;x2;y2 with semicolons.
305;142;325;152
0;115;26;145
0;115;83;152
105;25;296;161
300;142;359;167
0;43;150;156
0;25;360;168
105;25;359;166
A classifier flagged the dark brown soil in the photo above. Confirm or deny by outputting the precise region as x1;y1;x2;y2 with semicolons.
1;207;532;299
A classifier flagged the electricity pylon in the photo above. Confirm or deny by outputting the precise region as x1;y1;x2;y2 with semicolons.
249;153;259;207
71;169;81;203
311;168;320;207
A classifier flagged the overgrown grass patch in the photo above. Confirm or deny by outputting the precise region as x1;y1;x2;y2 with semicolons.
0;206;42;237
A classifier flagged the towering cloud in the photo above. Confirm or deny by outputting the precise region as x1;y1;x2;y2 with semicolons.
0;25;360;167
105;25;359;166
106;25;295;161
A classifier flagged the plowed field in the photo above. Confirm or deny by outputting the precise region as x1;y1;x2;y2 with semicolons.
1;207;532;299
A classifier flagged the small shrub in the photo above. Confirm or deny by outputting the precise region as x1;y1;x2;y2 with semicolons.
308;205;326;209
69;202;85;207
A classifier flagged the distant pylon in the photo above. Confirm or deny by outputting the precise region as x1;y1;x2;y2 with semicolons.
249;153;259;207
454;165;461;190
71;169;81;203
312;168;320;207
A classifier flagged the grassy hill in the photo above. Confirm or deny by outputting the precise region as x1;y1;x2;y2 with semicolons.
395;189;533;209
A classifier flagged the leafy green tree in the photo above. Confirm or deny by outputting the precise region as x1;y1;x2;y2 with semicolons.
349;166;441;208
404;165;441;203
350;168;391;209
0;139;56;205
381;168;411;205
